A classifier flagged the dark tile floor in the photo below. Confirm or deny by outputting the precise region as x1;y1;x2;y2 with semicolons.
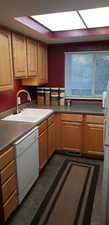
7;152;103;225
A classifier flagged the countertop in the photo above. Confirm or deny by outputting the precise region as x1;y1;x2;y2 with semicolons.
0;121;37;152
28;101;104;115
0;101;104;153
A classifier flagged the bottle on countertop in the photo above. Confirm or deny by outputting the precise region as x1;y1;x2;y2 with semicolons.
44;87;50;105
36;87;45;105
59;88;65;106
51;95;59;106
51;88;59;106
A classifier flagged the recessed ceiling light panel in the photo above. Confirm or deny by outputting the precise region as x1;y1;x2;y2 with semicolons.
79;7;109;28
31;11;86;31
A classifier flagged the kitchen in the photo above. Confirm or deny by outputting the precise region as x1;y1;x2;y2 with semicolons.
0;1;109;225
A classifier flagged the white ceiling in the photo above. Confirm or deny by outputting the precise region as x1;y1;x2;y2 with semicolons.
1;0;109;43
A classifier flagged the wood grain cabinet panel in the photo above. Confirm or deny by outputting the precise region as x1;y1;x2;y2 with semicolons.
61;121;82;152
39;120;47;135
86;115;104;124
12;33;27;78
3;191;18;221
55;113;61;150
0;146;18;224
0;161;16;185
27;38;38;76
2;175;17;204
61;113;83;122
84;123;104;155
39;129;48;170
48;123;56;158
0;146;14;170
0;28;13;91
22;41;48;86
37;41;43;79
48;114;55;126
42;43;48;82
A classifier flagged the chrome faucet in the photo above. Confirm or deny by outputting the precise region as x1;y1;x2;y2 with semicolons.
16;89;31;114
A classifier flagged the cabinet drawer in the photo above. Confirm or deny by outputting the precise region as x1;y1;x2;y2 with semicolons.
85;115;104;124
2;175;17;204
0;161;16;185
61;113;83;122
0;147;14;170
3;191;18;221
48;114;55;126
39;120;47;134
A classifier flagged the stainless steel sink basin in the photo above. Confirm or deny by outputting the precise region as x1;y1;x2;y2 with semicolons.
2;108;54;123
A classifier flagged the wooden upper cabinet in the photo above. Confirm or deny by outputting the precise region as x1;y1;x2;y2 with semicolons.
22;41;48;86
38;42;48;81
42;44;48;82
37;41;43;79
27;38;38;77
12;33;27;78
0;28;13;91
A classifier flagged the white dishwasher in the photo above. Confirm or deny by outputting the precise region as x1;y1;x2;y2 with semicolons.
14;126;39;204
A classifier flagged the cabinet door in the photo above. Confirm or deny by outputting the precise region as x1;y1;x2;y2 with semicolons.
37;41;43;79
12;33;27;78
37;42;48;82
84;124;103;155
0;193;4;225
39;129;47;169
61;121;82;152
48;123;56;158
0;29;13;91
27;39;38;77
42;44;48;82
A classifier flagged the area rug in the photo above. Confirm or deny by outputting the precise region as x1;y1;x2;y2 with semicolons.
31;159;99;225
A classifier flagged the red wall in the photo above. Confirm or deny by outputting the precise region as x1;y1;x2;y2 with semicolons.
48;40;109;87
0;80;23;113
1;40;109;113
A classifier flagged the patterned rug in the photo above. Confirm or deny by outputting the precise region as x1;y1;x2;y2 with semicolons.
31;159;99;225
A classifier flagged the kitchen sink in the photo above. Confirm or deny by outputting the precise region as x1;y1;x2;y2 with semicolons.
2;108;54;123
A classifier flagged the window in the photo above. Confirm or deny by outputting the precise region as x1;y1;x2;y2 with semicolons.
65;52;109;98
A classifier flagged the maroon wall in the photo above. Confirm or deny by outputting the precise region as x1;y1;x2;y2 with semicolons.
0;80;36;113
1;40;109;113
48;40;109;87
0;80;23;113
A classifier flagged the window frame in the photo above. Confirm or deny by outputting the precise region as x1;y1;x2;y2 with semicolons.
64;51;109;100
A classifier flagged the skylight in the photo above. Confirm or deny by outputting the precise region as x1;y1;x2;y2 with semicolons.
79;7;109;28
30;7;109;32
31;11;86;31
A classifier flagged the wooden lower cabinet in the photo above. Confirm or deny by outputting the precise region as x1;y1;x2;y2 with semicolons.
39;129;48;169
60;113;83;152
84;123;104;156
0;195;4;225
0;146;18;224
61;121;82;152
3;190;17;221
48;123;56;158
39;114;56;169
59;113;104;156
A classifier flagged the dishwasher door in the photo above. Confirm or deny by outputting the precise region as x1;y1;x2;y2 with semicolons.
14;127;39;204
